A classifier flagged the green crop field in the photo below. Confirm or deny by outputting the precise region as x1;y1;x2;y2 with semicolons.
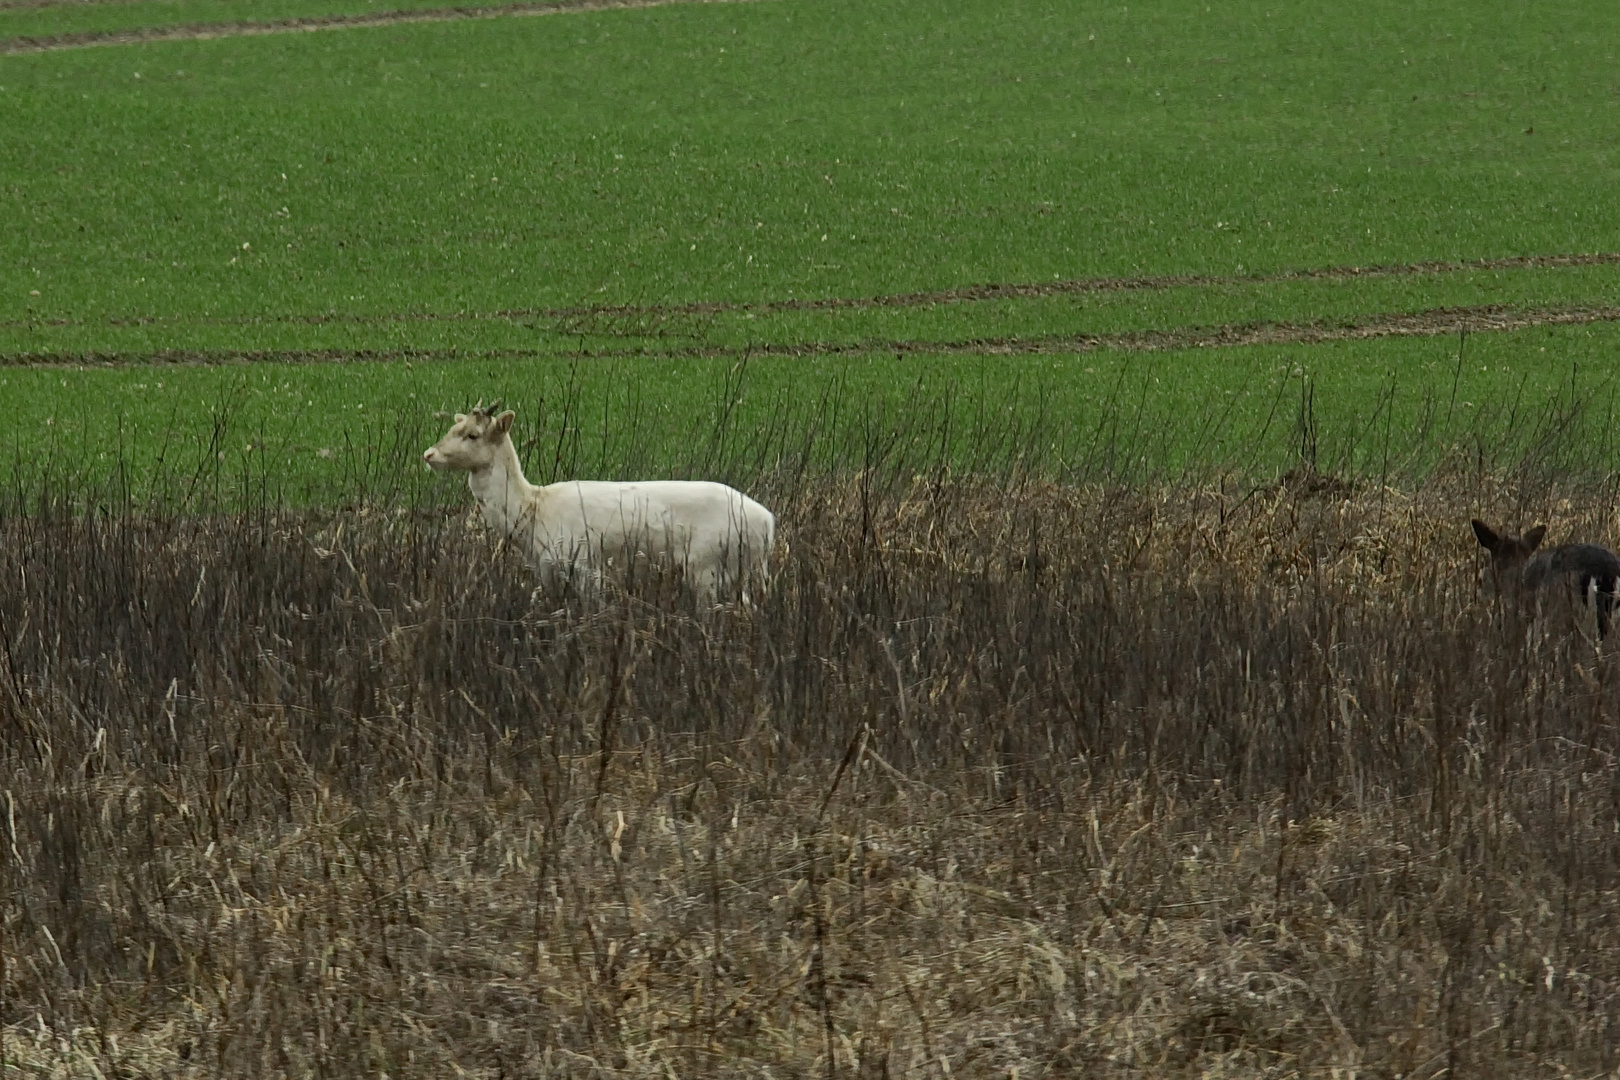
18;6;1620;1077
4;0;1620;497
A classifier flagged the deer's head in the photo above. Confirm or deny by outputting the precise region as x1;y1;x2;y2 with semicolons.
423;405;516;472
1472;518;1547;580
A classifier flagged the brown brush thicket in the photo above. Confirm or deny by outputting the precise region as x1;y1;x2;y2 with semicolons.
5;463;1620;1078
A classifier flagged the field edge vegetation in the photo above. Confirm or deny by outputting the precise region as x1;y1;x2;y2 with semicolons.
6;467;1620;1076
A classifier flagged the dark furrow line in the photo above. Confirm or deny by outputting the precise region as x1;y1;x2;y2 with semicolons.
0;0;150;11
579;251;1620;321
650;304;1620;360
0;0;742;52
6;303;1618;369
9;251;1617;332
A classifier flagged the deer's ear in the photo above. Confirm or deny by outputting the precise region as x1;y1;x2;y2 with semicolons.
1472;519;1501;551
1524;525;1547;552
454;413;468;424
493;410;516;435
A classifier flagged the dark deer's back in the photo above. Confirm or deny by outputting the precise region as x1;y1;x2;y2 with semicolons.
1523;542;1620;592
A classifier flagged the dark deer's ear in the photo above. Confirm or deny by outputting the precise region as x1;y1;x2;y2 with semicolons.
1523;525;1547;552
1472;519;1501;552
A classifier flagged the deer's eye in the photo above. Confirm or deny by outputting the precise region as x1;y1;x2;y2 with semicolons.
464;431;479;440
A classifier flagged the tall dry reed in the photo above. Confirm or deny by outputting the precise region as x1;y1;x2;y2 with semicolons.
4;464;1620;1077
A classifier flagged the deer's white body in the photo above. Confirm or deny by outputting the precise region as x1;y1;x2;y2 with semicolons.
425;409;774;597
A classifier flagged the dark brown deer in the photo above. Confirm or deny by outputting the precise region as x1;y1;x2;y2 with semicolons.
1471;519;1620;639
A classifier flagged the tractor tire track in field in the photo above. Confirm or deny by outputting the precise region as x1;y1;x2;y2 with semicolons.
537;251;1620;323
8;303;1620;368
0;0;145;11
0;0;743;52
10;252;1620;333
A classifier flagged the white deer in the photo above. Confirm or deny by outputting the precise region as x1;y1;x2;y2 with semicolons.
423;406;775;599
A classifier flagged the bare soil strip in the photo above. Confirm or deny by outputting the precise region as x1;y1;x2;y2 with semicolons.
0;0;148;12
539;251;1620;323
8;302;1618;369
553;302;1620;359
0;0;740;52
10;252;1619;334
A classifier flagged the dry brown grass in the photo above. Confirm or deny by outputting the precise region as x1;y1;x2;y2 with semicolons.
5;466;1620;1078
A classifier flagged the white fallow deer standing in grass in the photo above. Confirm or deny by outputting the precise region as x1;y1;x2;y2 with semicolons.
424;405;775;600
1471;518;1620;640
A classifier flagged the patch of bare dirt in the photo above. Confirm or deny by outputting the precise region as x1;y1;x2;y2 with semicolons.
0;0;742;52
0;0;148;12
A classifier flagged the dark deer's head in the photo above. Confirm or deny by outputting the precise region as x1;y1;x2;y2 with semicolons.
1472;519;1546;579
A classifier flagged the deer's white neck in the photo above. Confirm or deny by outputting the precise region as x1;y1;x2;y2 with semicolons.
466;437;536;537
